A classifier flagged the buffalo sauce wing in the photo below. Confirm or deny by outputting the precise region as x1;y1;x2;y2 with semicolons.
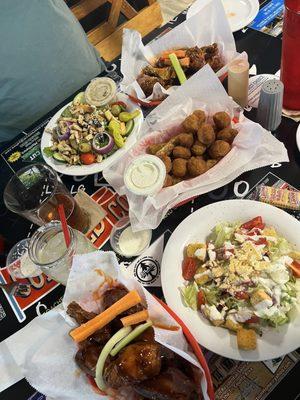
115;342;162;382
133;367;197;400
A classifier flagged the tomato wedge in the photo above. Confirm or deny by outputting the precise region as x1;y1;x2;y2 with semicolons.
245;315;260;324
197;290;206;308
254;237;268;246
289;260;300;278
241;216;264;230
182;257;197;281
234;291;249;300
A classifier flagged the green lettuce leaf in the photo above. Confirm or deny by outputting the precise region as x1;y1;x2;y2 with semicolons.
180;282;198;311
209;222;240;248
268;237;292;260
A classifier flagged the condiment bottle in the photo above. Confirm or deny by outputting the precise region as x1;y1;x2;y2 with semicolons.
228;59;249;108
280;0;300;110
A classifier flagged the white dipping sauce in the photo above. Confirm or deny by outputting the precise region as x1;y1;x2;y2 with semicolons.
118;226;151;257
124;155;166;196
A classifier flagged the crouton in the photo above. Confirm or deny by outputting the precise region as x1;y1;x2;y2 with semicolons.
194;268;211;285
250;289;272;307
237;328;257;350
225;317;242;332
186;243;206;260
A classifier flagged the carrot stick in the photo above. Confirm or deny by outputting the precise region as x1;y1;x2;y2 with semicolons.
163;57;190;68
70;290;142;342
161;49;186;58
121;310;149;327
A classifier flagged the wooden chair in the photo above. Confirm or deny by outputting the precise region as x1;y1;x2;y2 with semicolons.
69;0;163;61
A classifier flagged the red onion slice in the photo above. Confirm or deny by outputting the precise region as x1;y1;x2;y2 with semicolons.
92;132;115;154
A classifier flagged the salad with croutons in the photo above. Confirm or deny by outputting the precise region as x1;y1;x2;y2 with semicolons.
181;216;300;350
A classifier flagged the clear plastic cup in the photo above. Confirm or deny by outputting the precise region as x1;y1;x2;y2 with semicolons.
110;217;152;258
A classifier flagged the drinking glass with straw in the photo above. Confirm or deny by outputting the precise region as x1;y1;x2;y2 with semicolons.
3;164;90;233
28;204;95;285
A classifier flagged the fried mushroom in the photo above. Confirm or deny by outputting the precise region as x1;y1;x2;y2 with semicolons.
197;123;216;146
187;157;207;177
163;174;173;188
208;140;231;159
173;146;191;159
158;154;172;173
217;127;238;143
191;141;206;156
175;133;194;148
172;158;187;177
182;114;201;133
213;112;231;130
193;110;206;125
206;159;218;169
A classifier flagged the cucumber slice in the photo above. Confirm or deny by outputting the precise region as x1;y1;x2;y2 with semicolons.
110;320;152;357
61;106;72;118
53;152;66;163
95;326;132;391
73;92;85;106
125;120;134;135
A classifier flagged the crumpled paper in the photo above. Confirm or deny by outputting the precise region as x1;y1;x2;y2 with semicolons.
103;65;289;232
20;251;209;400
120;0;237;101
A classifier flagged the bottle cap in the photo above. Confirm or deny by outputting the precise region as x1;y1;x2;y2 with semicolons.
257;79;284;131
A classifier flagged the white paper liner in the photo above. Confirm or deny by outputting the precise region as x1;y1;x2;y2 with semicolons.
120;0;238;101
103;65;289;231
21;251;210;400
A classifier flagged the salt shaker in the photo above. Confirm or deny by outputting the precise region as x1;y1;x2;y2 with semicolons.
257;79;284;131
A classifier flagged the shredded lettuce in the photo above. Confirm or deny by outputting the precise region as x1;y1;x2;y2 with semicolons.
268;313;289;327
209;222;240;247
203;286;220;306
180;282;198;311
268;237;292;261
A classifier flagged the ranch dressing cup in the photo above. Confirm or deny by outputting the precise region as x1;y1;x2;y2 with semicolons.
85;77;117;107
28;221;96;285
124;155;166;196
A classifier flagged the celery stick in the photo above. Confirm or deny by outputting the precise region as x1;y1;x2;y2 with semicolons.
110;320;153;357
95;326;132;391
169;53;187;85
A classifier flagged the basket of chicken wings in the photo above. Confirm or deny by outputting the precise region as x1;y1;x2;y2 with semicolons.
21;251;214;400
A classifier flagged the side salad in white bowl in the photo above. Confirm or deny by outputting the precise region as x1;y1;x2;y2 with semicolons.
41;77;143;176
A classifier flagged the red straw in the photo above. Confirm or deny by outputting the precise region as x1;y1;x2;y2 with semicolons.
58;204;71;248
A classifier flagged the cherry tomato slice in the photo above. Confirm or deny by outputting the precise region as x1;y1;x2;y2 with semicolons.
234;291;249;300
182;257;197;281
197;290;206;308
290;260;300;278
254;237;268;246
241;216;263;230
80;153;96;165
245;315;260;324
